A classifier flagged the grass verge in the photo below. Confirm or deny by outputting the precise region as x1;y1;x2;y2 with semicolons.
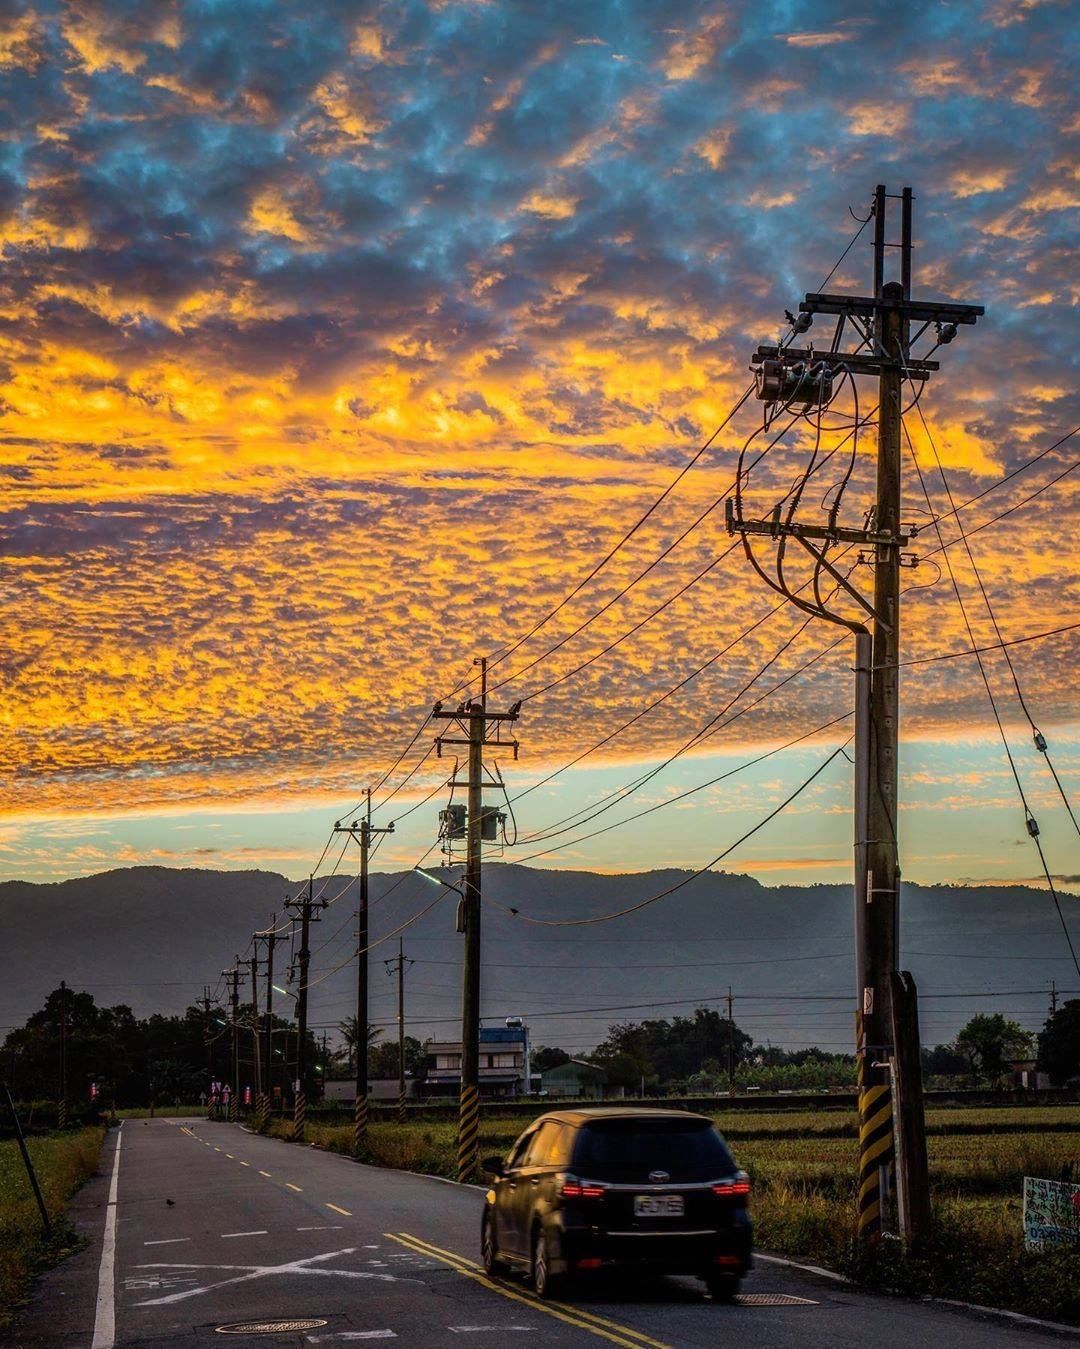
0;1126;105;1325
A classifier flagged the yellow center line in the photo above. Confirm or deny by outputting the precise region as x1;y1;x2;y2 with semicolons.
325;1203;352;1217
259;1171;273;1178
386;1232;669;1349
285;1183;303;1192
396;1232;668;1348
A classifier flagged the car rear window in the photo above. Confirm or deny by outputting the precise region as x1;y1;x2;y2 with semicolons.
571;1118;736;1182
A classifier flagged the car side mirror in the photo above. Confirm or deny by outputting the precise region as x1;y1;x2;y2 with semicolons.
482;1155;505;1177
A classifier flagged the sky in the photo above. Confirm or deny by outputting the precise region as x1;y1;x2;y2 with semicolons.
1;0;1077;894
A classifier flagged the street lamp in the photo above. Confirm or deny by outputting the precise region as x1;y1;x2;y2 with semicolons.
414;865;467;932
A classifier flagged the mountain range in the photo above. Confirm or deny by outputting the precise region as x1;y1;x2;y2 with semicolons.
2;865;1075;1053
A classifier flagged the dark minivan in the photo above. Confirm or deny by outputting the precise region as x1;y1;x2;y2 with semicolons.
481;1108;752;1300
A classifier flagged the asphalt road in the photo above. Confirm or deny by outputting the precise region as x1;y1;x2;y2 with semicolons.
4;1118;1074;1348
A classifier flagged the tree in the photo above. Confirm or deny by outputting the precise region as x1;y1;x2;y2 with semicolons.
336;1018;383;1074
956;1014;1033;1085
532;1046;570;1073
1039;1000;1080;1086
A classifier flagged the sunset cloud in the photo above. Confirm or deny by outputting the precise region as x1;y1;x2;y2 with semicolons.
0;0;1075;886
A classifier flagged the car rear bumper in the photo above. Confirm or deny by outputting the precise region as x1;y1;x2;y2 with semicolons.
556;1219;753;1277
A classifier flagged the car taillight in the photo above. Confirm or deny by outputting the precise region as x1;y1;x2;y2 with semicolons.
712;1179;751;1201
560;1176;605;1200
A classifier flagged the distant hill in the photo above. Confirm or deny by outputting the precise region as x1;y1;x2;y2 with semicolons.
1;865;1075;1051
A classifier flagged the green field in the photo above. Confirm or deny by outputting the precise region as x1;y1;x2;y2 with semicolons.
269;1104;1080;1325
0;1126;104;1323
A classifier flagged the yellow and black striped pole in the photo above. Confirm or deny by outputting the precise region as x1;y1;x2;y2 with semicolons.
855;1009;893;1243
458;1083;480;1183
292;1089;306;1142
353;1093;368;1152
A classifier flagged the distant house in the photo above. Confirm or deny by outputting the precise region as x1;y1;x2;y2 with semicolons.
1006;1059;1051;1091
426;1026;527;1097
541;1059;619;1100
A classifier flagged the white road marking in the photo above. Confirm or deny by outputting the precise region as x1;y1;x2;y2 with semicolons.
221;1230;268;1238
132;1248;416;1306
448;1329;538;1335
143;1238;190;1247
306;1334;398;1342
299;1225;344;1231
91;1121;123;1349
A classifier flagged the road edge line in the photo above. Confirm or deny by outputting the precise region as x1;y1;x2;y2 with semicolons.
755;1251;852;1284
90;1120;123;1349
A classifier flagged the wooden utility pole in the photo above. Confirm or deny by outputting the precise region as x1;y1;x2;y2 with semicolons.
386;938;413;1122
727;183;981;1247
433;658;521;1181
285;879;323;1141
335;794;394;1153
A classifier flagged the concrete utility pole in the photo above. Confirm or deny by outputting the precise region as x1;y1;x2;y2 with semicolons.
433;657;521;1181
386;938;413;1122
249;951;261;1115
727;184;981;1247
285;878;324;1141
58;980;68;1129
257;918;277;1128
198;987;217;1118
726;988;735;1099
335;792;394;1153
222;962;243;1122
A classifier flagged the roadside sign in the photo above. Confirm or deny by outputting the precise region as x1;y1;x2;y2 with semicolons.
1023;1176;1080;1249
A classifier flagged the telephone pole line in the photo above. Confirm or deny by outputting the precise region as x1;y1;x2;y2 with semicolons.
726;987;735;1100
727;183;981;1246
433;657;521;1181
335;791;394;1153
385;938;413;1122
284;878;325;1141
249;950;261;1118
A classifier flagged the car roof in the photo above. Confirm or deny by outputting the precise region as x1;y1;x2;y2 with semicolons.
526;1107;713;1128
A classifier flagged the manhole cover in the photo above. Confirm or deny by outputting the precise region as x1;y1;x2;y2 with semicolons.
735;1293;818;1306
216;1320;328;1335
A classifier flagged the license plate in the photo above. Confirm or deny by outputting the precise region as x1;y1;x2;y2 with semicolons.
634;1194;684;1217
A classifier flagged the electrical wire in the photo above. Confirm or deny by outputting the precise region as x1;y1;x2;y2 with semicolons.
908;395;1078;835
901;415;1080;981
499;741;849;928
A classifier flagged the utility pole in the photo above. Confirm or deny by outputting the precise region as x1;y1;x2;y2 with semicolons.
726;184;981;1247
385;938;413;1122
1051;981;1059;1017
257;917;278;1128
198;987;217;1118
335;792;394;1153
433;657;521;1181
284;878;324;1141
726;988;735;1099
58;980;68;1130
249;951;261;1118
223;961;243;1123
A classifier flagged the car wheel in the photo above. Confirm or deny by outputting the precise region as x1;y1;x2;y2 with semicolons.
481;1212;507;1276
704;1271;741;1302
532;1230;561;1299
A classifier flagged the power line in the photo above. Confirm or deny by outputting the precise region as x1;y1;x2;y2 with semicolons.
501;741;849;928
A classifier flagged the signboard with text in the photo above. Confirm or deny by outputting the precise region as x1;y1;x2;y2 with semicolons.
1023;1176;1080;1250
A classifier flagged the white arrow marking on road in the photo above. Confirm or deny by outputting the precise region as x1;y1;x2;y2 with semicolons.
131;1248;420;1306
